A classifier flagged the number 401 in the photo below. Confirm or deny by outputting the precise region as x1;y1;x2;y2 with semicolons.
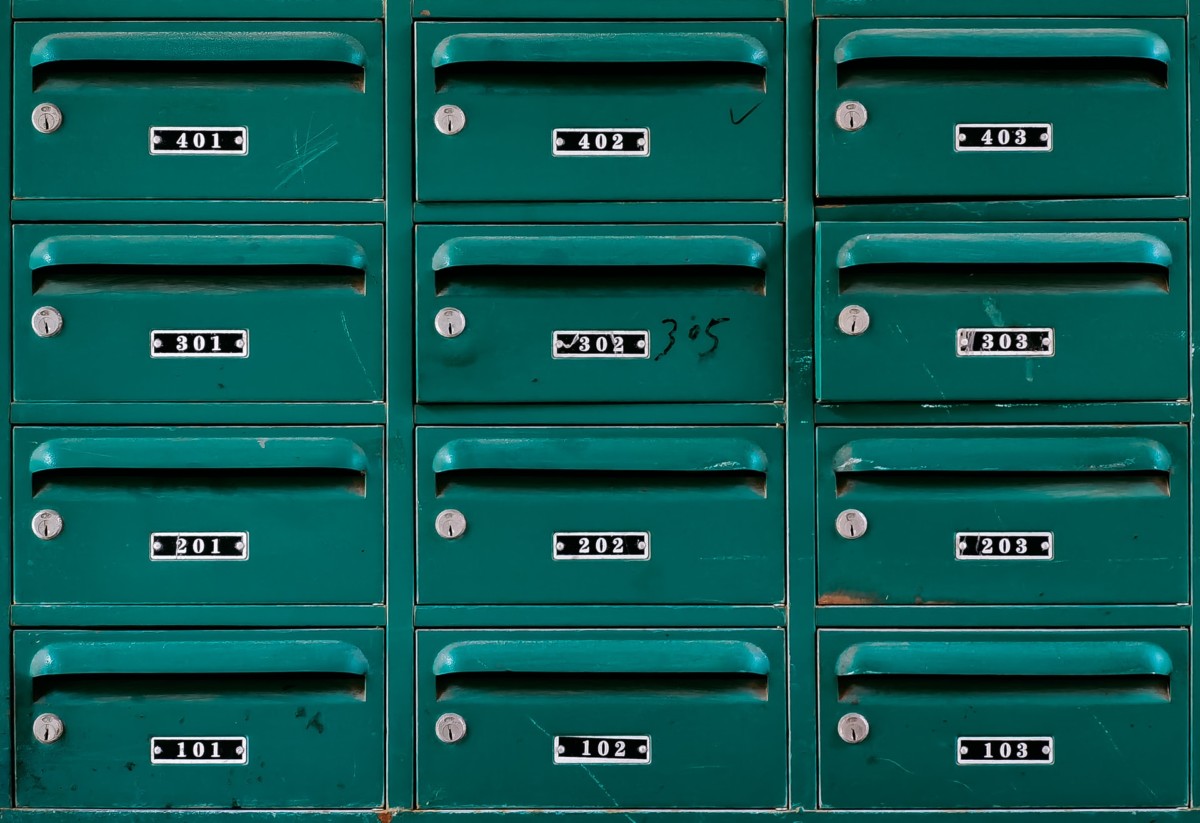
176;132;224;150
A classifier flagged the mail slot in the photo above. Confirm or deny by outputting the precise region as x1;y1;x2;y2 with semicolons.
417;426;783;605
15;23;383;200
15;629;384;808
14;225;383;402
816;19;1186;199
418;629;786;808
819;629;1188;808
817;425;1187;606
417;225;784;403
13;426;384;606
415;22;784;202
817;221;1188;402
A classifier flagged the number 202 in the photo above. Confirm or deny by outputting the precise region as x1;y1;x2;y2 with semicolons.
576;537;625;555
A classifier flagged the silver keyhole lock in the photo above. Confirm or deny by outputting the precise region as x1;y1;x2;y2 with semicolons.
837;305;870;336
434;307;467;339
32;103;63;134
435;713;468;744
32;509;64;541
837;713;870;744
435;509;467;540
835;101;868;132
33;713;65;744
435;105;467;136
835;509;868;540
32;306;64;338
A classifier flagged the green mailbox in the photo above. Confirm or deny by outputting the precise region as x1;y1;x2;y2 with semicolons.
417;225;784;403
415;22;785;202
15;225;383;402
13;427;384;606
14;629;385;808
417;629;786;808
816;19;1187;198
819;629;1188;809
416;427;784;605
14;23;383;200
816;425;1187;606
816;221;1188;402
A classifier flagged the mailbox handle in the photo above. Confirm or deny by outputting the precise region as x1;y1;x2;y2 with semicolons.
432;437;768;474
433;235;768;272
30;234;370;274
833;436;1173;474
836;232;1173;273
30;437;369;474
431;32;769;68
836;641;1173;678
433;639;770;676
31;31;368;68
31;639;370;678
834;28;1171;67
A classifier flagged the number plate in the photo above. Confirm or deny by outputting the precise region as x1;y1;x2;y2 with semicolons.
957;532;1053;560
554;735;651;765
151;532;248;561
554;532;649;560
958;328;1054;357
553;128;650;157
151;737;248;765
151;330;249;358
151;127;248;156
553;331;649;359
958;737;1054;765
955;124;1052;152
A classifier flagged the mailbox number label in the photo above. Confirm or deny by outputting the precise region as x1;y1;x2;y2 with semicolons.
956;124;1052;152
958;328;1054;357
957;532;1053;560
958;737;1054;765
151;127;248;156
554;331;649;359
554;532;649;560
555;735;651;765
554;128;649;157
151;532;248;561
152;737;248;765
152;330;249;358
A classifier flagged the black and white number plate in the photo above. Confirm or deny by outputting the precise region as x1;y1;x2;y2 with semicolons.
554;532;650;560
151;127;248;156
555;735;651;765
956;124;1052;152
553;330;649;359
553;128;649;157
956;532;1053;560
958;328;1054;357
151;532;248;561
151;737;248;765
152;330;248;358
958;737;1054;765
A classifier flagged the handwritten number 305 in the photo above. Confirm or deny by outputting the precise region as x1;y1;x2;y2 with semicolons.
655;318;730;361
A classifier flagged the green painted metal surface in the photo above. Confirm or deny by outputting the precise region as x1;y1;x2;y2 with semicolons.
416;629;786;809
415;22;785;202
416;224;784;403
13;629;385;809
14;0;384;17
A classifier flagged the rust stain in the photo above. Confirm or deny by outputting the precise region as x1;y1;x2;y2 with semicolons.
377;811;394;823
818;591;880;606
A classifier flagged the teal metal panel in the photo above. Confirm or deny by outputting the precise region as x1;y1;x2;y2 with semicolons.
414;403;786;426
14;0;384;17
816;0;1187;14
414;0;785;18
10;402;388;426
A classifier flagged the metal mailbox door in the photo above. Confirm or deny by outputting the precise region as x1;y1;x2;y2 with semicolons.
817;222;1188;402
816;426;1187;606
15;225;384;402
14;427;384;606
417;225;784;403
816;19;1187;199
14;629;384;808
416;427;784;605
417;629;786;808
415;22;784;202
14;23;383;200
819;629;1188;809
